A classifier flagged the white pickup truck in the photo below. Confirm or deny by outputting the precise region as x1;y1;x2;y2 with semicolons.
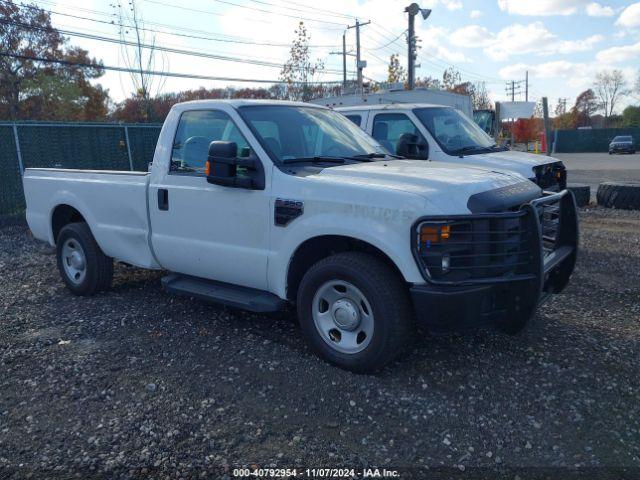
337;103;567;191
24;100;578;372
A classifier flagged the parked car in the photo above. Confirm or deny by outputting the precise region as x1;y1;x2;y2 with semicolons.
23;100;578;372
609;135;636;154
337;104;567;191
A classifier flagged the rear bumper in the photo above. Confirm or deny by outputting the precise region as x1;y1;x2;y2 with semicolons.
410;190;578;334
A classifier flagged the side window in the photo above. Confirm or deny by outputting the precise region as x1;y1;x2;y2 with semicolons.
344;114;362;127
171;110;249;174
372;113;424;154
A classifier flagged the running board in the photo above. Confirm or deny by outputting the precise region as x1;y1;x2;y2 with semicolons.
161;274;286;313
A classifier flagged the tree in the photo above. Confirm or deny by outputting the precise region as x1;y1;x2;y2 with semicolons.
554;98;567;117
0;2;109;120
622;105;640;127
387;54;406;84
280;22;324;102
442;67;462;91
113;0;167;121
593;70;629;120
572;89;597;127
414;76;441;90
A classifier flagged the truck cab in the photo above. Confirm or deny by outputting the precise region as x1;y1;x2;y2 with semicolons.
337;103;567;191
24;100;578;372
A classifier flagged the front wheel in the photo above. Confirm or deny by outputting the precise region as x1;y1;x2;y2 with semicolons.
296;252;413;373
56;222;113;295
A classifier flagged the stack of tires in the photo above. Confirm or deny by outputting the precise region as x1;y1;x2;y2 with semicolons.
567;184;590;208
597;183;640;210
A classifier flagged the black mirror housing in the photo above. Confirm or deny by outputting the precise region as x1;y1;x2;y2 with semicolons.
206;141;265;190
396;133;429;160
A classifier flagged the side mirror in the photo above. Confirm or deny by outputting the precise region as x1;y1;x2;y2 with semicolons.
205;141;265;190
396;133;429;160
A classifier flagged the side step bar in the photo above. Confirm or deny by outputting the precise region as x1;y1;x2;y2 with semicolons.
161;273;287;313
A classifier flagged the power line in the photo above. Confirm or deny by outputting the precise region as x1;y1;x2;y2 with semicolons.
210;0;347;27
0;52;344;85
260;0;357;20
9;1;343;49
247;0;355;21
0;19;352;76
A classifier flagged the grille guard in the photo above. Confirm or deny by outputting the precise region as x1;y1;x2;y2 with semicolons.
411;189;579;296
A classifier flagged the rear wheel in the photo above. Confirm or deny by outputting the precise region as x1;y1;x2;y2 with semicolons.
56;222;113;295
296;252;413;373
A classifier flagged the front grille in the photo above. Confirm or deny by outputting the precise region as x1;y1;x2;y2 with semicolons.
416;212;535;283
538;201;560;255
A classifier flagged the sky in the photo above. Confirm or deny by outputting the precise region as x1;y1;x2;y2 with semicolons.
42;0;640;112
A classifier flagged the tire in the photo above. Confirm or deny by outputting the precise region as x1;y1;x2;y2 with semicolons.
567;184;590;208
296;252;413;373
597;182;640;210
56;222;113;295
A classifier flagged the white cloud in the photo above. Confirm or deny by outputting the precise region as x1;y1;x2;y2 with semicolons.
449;25;494;48
616;3;640;27
482;22;603;60
416;26;471;63
440;0;463;10
586;2;615;17
469;10;482;19
497;0;586;16
498;0;616;17
595;41;640;63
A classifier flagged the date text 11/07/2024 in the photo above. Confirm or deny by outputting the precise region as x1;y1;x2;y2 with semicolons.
232;467;400;478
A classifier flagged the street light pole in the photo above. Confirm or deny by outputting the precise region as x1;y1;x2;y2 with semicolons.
405;3;431;90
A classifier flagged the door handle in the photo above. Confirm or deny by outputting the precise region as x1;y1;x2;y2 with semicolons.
157;188;169;211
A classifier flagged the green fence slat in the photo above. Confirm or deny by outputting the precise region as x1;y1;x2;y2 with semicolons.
0;122;163;218
126;126;162;171
0;126;25;216
555;128;640;153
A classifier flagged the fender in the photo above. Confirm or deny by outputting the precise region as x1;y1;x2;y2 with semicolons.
268;212;427;299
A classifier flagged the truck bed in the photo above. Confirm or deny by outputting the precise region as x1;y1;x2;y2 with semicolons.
24;168;159;269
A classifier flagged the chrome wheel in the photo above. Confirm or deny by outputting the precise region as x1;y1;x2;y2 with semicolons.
61;238;87;285
312;280;374;354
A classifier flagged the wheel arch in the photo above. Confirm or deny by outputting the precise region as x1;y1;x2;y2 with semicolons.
51;204;87;244
285;234;407;302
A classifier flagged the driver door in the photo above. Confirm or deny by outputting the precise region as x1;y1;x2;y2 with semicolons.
149;108;271;290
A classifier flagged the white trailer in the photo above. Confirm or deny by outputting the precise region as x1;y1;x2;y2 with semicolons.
310;88;473;117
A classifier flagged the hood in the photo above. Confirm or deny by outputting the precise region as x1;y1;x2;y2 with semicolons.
460;150;560;178
313;160;536;212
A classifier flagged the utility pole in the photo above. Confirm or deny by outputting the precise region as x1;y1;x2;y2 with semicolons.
347;19;370;93
525;70;529;102
329;32;356;91
405;3;431;90
542;97;551;156
505;80;524;101
342;33;347;89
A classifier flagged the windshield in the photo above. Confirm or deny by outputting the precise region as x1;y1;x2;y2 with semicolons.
613;136;632;142
414;107;496;155
237;105;386;163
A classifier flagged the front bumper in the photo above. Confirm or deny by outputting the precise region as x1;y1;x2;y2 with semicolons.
410;190;578;334
610;145;634;153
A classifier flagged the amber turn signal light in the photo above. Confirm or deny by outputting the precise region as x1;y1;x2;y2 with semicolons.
420;224;450;244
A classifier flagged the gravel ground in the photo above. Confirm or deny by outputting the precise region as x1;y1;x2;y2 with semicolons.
1;208;639;479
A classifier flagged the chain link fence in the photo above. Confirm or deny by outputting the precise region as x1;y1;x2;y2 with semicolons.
0;122;161;217
554;128;640;153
